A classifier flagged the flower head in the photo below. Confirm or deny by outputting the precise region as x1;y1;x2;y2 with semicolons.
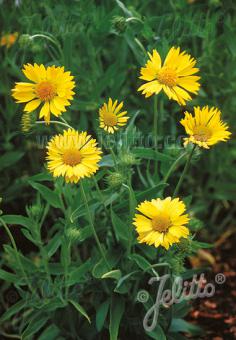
0;32;18;48
99;98;129;133
180;106;231;149
12;63;75;124
133;197;190;250
46;129;102;183
138;47;200;105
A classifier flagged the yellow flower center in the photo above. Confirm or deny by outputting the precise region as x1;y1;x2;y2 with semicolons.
152;213;171;232
36;81;56;101
103;112;118;127
157;67;177;87
63;149;82;166
193;125;212;142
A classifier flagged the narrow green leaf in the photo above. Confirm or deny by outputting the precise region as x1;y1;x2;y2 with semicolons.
0;151;24;171
0;269;18;283
0;299;25;323
133;148;174;162
29;182;62;209
111;209;129;243
1;215;32;230
68;299;91;323
102;270;122;281
22;312;49;339
109;295;125;340
96;299;110;332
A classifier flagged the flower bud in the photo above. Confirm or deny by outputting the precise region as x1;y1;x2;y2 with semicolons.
112;16;127;34
21;112;36;133
106;172;125;188
18;34;32;48
65;227;81;242
120;152;138;166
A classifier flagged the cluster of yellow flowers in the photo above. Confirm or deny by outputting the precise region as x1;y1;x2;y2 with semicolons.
11;46;231;250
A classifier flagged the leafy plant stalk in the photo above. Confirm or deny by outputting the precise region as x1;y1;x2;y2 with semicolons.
80;181;110;270
173;145;196;197
0;217;34;292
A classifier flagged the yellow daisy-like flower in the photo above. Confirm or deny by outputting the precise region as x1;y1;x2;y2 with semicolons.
99;98;129;133
133;197;190;250
138;47;200;105
180;106;231;149
46;129;102;183
0;32;18;48
12;63;75;124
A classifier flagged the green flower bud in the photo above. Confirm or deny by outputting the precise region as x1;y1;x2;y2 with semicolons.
21;112;36;133
18;34;33;48
65;227;81;242
168;256;185;275
120;152;138;166
106;172;125;188
112;16;127;34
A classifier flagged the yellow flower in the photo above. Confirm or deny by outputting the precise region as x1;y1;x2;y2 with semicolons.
46;129;102;183
99;98;129;133
180;106;231;149
138;47;200;105
133;197;190;250
12;63;75;124
0;32;18;48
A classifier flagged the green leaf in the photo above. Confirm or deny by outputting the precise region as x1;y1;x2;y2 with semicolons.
0;269;18;283
114;271;139;293
67;259;92;286
136;183;167;202
129;254;151;271
111;209;129;244
102;270;122;281
96;299;110;332
1;215;32;230
146;325;166;340
133;148;173;162
68;299;91;323
45;232;62;258
22;312;49;339
92;251;120;278
38;324;60;340
0;299;25;323
170;318;203;335
109;295;125;340
29;182;62;209
0;151;24;171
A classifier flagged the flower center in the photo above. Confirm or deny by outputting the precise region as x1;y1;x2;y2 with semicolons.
103;113;118;127
36;81;56;101
63;149;82;166
157;67;177;87
193;125;211;142
152;214;171;232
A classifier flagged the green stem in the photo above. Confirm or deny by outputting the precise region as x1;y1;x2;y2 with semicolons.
36;120;72;129
163;151;188;183
59;116;73;129
31;34;63;58
0;217;34;292
173;145;196;197
80;181;110;269
110;148;117;168
153;95;158;148
38;204;52;285
92;177;110;220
